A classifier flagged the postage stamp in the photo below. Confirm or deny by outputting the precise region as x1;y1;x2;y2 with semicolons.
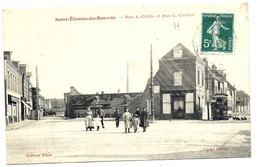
201;13;234;53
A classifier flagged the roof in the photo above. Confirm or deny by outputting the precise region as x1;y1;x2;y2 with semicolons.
161;43;196;60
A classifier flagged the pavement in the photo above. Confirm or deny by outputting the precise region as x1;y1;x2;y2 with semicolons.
5;116;251;164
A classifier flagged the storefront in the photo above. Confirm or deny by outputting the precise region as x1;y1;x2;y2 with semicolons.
161;90;196;119
7;95;20;124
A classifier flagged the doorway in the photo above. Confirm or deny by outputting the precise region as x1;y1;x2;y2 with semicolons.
172;96;185;119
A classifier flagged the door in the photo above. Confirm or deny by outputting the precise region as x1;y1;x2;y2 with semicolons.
172;96;185;119
21;102;25;121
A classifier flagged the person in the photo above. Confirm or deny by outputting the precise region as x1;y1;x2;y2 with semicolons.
207;15;230;51
97;108;105;128
94;114;102;131
132;114;139;133
113;108;121;128
177;106;184;118
134;107;141;118
140;107;149;132
122;108;132;133
85;107;94;131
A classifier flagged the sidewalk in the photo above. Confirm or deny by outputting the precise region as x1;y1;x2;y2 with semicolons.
6;119;38;131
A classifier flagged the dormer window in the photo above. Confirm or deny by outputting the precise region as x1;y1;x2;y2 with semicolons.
173;46;183;58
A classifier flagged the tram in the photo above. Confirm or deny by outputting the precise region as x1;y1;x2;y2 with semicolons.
211;93;229;120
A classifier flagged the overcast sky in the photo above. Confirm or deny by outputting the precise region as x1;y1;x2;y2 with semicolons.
3;3;249;98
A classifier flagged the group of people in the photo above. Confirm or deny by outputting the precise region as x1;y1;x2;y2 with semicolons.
84;107;105;132
84;107;149;133
115;107;149;133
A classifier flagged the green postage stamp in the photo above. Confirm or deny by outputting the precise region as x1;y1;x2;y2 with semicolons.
201;13;234;53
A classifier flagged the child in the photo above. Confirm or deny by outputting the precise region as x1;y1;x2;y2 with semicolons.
94;114;102;131
132;114;139;133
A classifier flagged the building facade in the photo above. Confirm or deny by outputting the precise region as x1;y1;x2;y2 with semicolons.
236;91;250;114
129;43;237;120
31;87;44;120
4;51;33;125
64;87;141;118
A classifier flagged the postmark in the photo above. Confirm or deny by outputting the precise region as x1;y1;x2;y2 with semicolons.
201;13;234;53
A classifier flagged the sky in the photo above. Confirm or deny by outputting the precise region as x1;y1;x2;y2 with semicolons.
2;3;249;98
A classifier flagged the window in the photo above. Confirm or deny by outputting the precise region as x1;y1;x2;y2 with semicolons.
9;73;12;90
197;70;200;85
174;71;182;86
202;73;204;86
173;46;183;58
15;77;17;92
154;85;160;93
7;71;10;89
186;93;194;113
163;94;171;114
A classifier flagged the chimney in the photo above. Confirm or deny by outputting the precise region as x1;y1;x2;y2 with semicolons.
70;86;76;93
12;61;20;68
27;72;32;82
27;72;32;77
4;51;12;61
19;64;27;74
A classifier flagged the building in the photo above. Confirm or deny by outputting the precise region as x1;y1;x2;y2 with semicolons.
236;90;250;113
64;87;141;118
20;64;33;120
130;43;206;119
4;51;33;125
31;87;44;120
205;62;236;120
44;98;66;114
129;43;236;120
4;51;23;125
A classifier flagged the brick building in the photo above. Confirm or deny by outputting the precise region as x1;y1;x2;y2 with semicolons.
4;51;33;125
129;43;236;120
64;87;141;118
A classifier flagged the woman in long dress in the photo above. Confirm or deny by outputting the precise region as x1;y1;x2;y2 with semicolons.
140;107;149;132
122;108;132;133
85;107;94;131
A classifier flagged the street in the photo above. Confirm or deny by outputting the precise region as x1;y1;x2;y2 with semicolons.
6;116;251;164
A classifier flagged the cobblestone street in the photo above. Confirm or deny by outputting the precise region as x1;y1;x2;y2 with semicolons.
5;116;251;164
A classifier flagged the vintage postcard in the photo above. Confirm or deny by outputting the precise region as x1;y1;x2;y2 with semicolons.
2;2;250;165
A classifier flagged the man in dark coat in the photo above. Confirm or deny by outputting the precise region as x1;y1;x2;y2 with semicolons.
140;107;149;132
134;107;141;118
98;108;105;128
113;108;121;128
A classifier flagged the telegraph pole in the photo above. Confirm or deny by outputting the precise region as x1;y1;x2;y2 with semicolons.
150;44;155;122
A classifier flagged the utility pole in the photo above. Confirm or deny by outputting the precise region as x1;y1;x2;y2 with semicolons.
150;44;155;122
36;66;39;120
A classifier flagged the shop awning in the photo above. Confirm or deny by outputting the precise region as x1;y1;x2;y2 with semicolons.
22;100;32;110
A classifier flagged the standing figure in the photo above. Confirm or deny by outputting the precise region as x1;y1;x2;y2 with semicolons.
122;108;132;133
85;107;94;131
94;114;102;131
132;114;139;133
98;108;105;128
113;108;121;128
207;16;230;51
140;107;149;132
134;107;141;118
177;106;184;118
